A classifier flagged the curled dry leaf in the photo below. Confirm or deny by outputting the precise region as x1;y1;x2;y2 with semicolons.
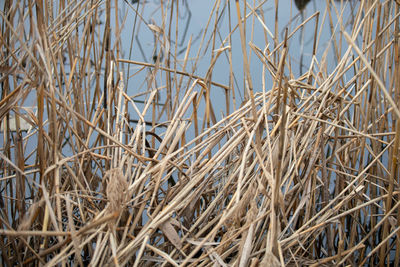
160;218;183;250
148;24;163;34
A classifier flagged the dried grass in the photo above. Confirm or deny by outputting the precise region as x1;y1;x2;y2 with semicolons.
1;0;400;266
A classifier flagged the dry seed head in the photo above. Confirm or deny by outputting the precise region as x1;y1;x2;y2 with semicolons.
105;168;129;213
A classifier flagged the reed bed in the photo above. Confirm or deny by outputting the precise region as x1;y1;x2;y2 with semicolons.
1;0;400;266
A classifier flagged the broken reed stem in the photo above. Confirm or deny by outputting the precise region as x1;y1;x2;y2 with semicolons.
234;0;257;122
270;27;288;259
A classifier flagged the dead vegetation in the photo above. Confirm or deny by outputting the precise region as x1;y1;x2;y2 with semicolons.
0;0;400;266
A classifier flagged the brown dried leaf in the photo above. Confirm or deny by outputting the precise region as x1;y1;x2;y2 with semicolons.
160;218;182;249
